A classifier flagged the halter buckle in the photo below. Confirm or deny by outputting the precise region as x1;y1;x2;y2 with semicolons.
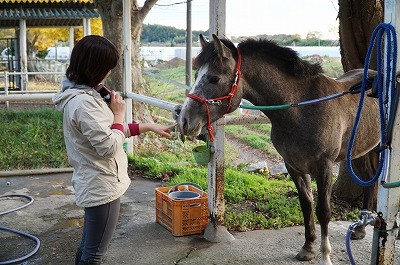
206;99;223;106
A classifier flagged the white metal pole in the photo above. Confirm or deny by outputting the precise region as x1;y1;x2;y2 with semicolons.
203;0;234;243
371;0;400;263
185;0;192;90
123;0;133;155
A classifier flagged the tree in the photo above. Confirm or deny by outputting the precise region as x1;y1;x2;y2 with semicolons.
338;0;384;72
94;0;157;124
333;0;384;206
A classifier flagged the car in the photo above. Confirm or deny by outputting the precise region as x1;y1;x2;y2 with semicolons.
45;46;70;62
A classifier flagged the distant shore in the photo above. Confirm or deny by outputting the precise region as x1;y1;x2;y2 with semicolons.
288;46;340;58
140;45;341;61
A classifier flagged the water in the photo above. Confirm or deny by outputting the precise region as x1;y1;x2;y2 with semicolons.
288;46;341;58
140;45;341;61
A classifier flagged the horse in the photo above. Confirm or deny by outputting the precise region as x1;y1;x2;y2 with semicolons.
177;34;380;265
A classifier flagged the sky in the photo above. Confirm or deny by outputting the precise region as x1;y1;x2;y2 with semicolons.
140;0;340;39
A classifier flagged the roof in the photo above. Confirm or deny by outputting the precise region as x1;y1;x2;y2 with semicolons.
0;0;99;28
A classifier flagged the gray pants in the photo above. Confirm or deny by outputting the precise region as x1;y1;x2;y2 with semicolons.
77;198;120;264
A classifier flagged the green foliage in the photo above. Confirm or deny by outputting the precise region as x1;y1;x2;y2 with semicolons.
232;33;338;47
0;108;68;170
141;24;205;45
129;147;305;231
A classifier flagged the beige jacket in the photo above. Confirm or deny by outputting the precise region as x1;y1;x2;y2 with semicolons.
52;79;137;207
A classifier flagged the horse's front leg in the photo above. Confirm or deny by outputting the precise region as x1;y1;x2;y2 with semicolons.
314;163;334;265
286;164;316;261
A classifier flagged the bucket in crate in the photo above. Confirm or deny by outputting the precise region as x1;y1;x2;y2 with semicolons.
155;183;209;236
168;182;203;200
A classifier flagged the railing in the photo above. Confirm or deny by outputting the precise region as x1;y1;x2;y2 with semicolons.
0;71;64;108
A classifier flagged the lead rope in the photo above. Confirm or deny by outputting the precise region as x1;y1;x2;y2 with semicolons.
346;23;397;187
345;22;398;265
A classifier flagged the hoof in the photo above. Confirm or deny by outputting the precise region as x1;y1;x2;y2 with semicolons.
319;258;332;265
296;247;315;261
351;225;366;240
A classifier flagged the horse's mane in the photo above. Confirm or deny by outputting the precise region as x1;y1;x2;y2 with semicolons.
196;37;323;78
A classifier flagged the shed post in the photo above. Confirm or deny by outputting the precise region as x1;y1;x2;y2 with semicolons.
203;0;234;243
371;0;400;263
19;19;27;91
83;18;91;36
69;27;74;56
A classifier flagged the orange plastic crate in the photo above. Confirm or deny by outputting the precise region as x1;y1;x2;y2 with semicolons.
155;186;209;236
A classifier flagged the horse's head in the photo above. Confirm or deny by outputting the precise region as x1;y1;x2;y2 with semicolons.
178;34;243;140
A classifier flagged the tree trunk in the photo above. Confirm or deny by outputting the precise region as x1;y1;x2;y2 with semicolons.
332;151;378;209
131;0;158;124
94;0;157;124
338;0;383;72
94;0;124;91
334;0;383;205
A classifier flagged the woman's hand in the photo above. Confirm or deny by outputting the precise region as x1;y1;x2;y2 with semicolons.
140;123;175;138
110;91;125;124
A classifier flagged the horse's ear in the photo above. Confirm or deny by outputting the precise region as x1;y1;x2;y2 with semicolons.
199;34;208;49
212;34;230;61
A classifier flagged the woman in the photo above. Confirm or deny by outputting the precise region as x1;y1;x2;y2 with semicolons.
52;35;174;265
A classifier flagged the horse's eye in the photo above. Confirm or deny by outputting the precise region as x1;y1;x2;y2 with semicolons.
209;76;220;84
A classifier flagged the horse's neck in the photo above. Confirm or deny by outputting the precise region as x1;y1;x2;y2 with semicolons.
240;65;330;125
242;70;309;107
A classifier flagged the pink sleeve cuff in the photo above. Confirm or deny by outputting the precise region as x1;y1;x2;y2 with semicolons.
128;123;140;136
111;123;124;132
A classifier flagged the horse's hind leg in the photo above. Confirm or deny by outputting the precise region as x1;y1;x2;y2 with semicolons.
286;164;316;261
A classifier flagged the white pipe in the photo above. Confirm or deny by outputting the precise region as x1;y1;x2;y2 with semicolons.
0;168;73;177
5;71;64;75
0;90;58;94
125;92;177;111
0;93;55;101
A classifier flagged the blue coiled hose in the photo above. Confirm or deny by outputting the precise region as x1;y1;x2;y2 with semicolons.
0;194;41;265
345;22;398;264
347;23;397;186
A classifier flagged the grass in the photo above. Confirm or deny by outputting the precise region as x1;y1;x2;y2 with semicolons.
0;57;361;230
0;108;69;170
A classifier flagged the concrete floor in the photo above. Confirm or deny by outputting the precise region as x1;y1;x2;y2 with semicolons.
0;173;399;265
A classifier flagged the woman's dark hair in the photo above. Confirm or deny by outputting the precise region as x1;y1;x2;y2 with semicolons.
66;35;119;87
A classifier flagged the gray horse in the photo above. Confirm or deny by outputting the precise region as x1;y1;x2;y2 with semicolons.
177;34;379;265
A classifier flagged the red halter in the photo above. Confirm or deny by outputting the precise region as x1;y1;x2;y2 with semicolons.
187;47;242;141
